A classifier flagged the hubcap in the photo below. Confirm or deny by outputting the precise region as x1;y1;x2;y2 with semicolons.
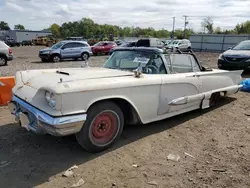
91;111;118;145
53;56;60;62
82;54;88;60
0;57;6;65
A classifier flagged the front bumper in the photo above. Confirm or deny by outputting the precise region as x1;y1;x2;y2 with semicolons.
39;53;51;60
218;59;250;70
8;96;87;136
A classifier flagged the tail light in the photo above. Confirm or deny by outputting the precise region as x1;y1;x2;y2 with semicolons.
8;48;12;54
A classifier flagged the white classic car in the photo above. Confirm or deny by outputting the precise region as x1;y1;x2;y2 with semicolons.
8;47;243;153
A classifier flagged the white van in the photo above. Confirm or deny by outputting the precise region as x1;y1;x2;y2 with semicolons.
136;38;165;48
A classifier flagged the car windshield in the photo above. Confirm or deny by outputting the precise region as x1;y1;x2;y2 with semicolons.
233;41;250;50
103;50;163;73
51;41;66;49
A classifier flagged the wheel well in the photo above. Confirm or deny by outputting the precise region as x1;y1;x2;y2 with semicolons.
0;54;7;61
52;53;61;57
82;52;89;56
88;98;142;125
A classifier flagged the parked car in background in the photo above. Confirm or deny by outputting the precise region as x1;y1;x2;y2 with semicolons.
21;40;32;46
8;47;242;152
166;39;191;51
162;39;172;46
218;40;250;70
109;41;137;55
91;41;117;55
39;40;92;62
136;38;164;48
0;41;13;66
114;40;125;46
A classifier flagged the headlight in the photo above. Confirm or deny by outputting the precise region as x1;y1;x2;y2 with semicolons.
218;54;224;60
45;91;56;108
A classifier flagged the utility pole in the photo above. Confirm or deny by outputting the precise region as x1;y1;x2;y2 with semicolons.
172;17;175;39
183;15;188;38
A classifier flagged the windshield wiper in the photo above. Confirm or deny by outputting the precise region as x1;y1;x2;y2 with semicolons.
56;70;70;75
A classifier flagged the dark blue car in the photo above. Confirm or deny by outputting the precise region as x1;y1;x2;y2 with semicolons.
218;40;250;70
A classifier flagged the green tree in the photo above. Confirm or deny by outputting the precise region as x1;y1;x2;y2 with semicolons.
0;21;10;30
14;24;25;30
49;23;60;37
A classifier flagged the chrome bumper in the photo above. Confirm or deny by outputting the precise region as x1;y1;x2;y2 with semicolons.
8;96;87;136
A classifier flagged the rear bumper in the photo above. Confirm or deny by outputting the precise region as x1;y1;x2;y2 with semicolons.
8;96;87;136
7;54;13;61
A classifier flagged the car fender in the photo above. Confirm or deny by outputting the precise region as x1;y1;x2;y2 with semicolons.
86;95;142;121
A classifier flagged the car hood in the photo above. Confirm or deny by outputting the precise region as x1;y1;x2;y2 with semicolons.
16;67;135;90
39;48;52;53
223;50;250;58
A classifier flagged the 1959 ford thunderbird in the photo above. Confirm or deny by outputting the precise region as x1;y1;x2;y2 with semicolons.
8;47;243;153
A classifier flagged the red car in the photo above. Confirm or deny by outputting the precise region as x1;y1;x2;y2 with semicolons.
91;41;117;55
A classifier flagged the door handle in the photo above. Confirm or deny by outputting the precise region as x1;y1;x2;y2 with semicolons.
193;74;200;77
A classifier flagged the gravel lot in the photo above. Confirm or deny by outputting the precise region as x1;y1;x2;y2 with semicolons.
0;46;250;188
0;46;219;77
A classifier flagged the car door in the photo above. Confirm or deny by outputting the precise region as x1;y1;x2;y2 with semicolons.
60;42;75;58
158;54;202;115
73;42;86;57
177;41;185;50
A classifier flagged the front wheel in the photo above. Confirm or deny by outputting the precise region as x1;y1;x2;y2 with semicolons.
52;54;61;63
76;101;124;153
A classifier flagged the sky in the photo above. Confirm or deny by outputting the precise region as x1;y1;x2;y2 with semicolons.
0;0;249;31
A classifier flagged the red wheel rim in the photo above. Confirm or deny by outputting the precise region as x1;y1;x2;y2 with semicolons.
91;111;118;145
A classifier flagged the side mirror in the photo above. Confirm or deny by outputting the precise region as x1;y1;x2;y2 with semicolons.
228;47;232;50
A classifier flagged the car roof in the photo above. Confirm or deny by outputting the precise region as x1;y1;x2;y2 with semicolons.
112;47;163;53
60;40;88;44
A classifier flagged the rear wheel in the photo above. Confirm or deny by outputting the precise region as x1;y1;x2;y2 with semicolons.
76;101;124;153
81;52;89;61
209;92;221;107
0;56;7;66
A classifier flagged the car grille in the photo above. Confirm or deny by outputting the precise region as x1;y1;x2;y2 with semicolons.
224;57;247;62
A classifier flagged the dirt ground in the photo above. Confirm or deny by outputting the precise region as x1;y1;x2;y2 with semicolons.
0;46;250;188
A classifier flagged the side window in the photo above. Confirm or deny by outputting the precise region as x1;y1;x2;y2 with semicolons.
62;43;74;49
189;55;201;72
168;54;193;73
74;42;87;48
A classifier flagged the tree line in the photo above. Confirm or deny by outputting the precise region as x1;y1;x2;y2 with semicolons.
1;17;250;40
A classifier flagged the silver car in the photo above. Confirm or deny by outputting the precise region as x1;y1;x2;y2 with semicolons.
39;40;93;62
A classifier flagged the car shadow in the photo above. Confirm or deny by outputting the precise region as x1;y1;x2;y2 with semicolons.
0;96;236;188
